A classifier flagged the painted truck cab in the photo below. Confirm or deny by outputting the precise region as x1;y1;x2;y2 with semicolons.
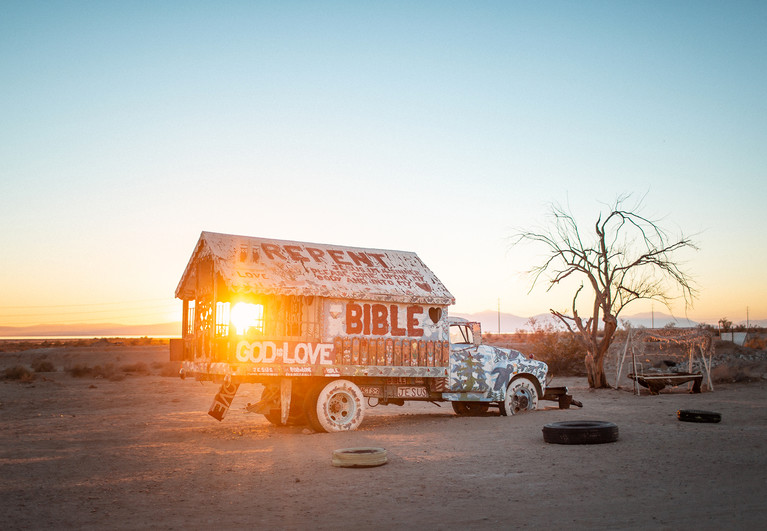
444;318;548;415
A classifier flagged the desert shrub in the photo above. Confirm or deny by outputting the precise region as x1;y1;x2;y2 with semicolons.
67;363;123;380
120;362;150;375
744;337;766;350
67;364;94;378
531;333;587;377
156;362;181;377
4;365;36;382
524;321;587;377
711;360;767;383
31;359;56;373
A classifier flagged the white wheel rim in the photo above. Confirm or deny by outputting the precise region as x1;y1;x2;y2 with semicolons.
326;390;356;426
505;380;537;415
315;380;365;432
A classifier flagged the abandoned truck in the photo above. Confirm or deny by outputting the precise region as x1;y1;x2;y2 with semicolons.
171;231;549;432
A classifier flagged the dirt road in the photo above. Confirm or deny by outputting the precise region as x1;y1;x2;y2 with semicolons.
1;345;765;529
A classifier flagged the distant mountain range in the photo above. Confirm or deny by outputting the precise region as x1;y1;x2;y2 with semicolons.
1;312;763;338
452;310;766;333
0;322;182;338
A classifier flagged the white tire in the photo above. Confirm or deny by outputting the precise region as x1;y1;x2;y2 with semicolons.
332;447;387;467
501;377;539;416
312;379;365;432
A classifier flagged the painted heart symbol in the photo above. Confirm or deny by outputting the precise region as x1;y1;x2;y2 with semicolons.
415;282;432;292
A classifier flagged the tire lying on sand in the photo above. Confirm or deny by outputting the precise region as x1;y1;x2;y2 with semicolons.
542;420;619;445
677;409;722;423
331;448;388;468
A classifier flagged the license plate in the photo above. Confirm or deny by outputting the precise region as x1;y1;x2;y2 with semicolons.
396;386;428;398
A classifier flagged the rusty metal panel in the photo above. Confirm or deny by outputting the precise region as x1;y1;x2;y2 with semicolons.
427;341;435;367
360;338;369;365
385;338;394;366
393;340;402;366
183;360;449;379
439;340;449;366
376;338;386;366
352;337;360;365
410;340;419;367
176;232;455;306
342;338;352;365
333;337;343;365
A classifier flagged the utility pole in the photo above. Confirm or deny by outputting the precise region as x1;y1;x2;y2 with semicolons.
497;298;501;334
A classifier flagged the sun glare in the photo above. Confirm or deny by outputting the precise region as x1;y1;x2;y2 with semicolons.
230;302;264;335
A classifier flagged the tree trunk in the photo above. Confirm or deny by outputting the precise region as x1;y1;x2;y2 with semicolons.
584;352;610;389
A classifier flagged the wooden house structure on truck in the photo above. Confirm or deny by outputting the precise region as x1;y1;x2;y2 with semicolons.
171;231;457;431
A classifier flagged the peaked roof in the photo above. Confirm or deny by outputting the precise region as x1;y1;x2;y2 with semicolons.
175;231;455;305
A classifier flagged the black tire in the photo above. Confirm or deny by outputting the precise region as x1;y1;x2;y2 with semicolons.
263;407;307;427
331;447;387;468
451;401;490;416
542;420;619;445
304;382;324;432
677;409;721;423
263;383;309;426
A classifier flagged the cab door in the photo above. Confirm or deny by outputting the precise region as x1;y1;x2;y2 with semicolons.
448;323;493;392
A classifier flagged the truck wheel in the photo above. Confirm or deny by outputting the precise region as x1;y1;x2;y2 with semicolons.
263;384;308;426
500;377;539;416
451;402;490;416
309;379;365;432
263;407;306;427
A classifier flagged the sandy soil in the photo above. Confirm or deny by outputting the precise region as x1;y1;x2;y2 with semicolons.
1;344;766;529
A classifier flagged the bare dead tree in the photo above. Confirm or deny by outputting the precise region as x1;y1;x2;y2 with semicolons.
512;195;698;388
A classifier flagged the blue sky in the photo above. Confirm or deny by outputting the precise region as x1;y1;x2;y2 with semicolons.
1;1;765;327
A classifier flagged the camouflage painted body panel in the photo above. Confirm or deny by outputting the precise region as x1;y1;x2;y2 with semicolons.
445;344;548;402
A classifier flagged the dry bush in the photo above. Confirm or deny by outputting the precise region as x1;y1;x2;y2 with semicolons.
120;362;150;375
485;323;587;376
3;365;36;382
67;363;124;381
711;360;767;383
529;332;587;377
31;359;56;373
153;361;181;377
744;337;767;350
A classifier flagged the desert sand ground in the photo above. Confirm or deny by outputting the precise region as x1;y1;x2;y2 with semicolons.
1;343;765;530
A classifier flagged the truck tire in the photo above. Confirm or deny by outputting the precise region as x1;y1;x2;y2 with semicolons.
331;447;387;468
677;409;721;423
500;377;539;416
307;379;365;432
451;402;490;416
542;420;619;444
263;407;307;427
263;383;309;426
